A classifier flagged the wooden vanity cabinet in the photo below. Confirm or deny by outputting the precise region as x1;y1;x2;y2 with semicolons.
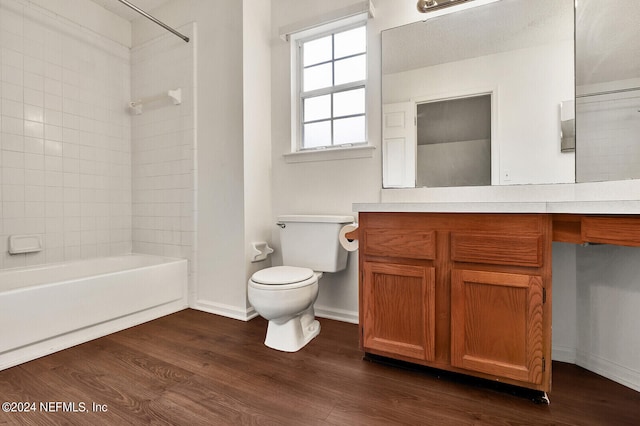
357;212;552;392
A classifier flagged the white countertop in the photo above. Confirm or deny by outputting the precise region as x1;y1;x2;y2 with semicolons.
354;181;640;214
353;200;640;214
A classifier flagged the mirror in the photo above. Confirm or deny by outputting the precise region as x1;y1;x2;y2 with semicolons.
575;1;640;183
381;0;575;188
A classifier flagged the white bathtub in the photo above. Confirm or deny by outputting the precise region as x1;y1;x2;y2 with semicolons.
0;254;187;370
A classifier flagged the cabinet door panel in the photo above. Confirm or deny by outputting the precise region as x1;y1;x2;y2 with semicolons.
451;269;544;385
363;262;436;361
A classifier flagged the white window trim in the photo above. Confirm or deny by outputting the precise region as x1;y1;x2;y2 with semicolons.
284;5;375;162
284;143;376;163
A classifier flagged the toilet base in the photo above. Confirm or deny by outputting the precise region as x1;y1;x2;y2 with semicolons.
264;308;320;352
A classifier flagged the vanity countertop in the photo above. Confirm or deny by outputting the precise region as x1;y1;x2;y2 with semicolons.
353;200;640;215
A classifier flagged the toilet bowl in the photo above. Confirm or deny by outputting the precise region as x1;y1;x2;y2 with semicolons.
248;214;354;352
248;266;323;352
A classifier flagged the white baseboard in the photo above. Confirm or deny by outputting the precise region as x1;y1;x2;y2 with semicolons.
576;350;640;392
193;300;358;324
552;345;577;363
0;300;187;371
193;299;258;322
315;305;359;324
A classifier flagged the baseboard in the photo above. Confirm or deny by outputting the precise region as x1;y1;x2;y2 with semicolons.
0;300;187;371
576;350;640;392
192;299;259;322
193;300;358;324
315;305;359;324
552;345;577;363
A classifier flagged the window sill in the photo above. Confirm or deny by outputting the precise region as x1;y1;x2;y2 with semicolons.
283;144;376;163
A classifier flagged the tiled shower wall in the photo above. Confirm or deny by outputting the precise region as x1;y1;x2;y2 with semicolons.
130;24;196;289
0;0;132;269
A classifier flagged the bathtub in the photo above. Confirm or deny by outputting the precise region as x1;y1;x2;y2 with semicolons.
0;254;187;370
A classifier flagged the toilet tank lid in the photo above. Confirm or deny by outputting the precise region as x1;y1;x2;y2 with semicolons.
277;215;354;224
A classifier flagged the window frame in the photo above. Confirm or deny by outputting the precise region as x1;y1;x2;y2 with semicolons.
288;15;370;156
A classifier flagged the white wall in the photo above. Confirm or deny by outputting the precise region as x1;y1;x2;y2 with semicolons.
0;0;132;269
551;243;577;363
132;0;267;320
243;0;273;310
576;244;640;391
271;0;383;322
25;0;131;47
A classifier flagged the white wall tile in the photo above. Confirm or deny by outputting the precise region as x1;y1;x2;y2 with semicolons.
24;169;43;186
23;88;43;107
23;120;43;138
2;115;23;135
2;184;23;201
24;137;43;154
1;132;23;151
2;99;23;118
24;153;43;170
0;0;155;271
2;81;23;102
2;150;24;168
24;104;43;123
131;24;195;271
23;56;43;76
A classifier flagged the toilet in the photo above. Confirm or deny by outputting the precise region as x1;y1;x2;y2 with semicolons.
248;215;354;352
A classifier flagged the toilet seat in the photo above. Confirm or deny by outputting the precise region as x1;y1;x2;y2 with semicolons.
250;266;317;290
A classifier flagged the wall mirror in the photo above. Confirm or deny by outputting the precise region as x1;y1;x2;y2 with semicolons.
381;0;575;188
575;1;640;183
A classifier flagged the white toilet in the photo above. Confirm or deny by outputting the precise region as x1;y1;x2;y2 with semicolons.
248;214;354;352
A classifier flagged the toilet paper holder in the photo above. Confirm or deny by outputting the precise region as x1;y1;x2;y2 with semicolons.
339;223;360;252
251;242;274;263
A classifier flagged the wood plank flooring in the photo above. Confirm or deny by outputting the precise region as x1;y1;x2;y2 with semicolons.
1;309;639;425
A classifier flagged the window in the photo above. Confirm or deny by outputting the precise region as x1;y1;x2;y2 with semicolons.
294;23;367;151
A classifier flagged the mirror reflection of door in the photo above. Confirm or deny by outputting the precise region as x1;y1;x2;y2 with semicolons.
416;94;491;187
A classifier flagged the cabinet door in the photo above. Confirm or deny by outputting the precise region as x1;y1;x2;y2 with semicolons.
362;262;435;361
451;269;544;385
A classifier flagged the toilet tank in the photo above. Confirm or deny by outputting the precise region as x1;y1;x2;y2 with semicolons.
278;215;354;273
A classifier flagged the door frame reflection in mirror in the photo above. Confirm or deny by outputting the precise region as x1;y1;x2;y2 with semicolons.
415;92;493;188
383;86;498;188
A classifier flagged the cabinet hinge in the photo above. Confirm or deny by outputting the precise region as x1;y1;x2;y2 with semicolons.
542;357;546;372
543;288;547;304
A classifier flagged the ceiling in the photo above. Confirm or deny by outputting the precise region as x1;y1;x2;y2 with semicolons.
576;0;640;86
90;0;172;21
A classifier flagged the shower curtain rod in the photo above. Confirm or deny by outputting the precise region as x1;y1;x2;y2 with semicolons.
115;0;189;43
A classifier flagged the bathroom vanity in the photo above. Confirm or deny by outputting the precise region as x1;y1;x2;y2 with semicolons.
348;202;640;394
367;0;640;399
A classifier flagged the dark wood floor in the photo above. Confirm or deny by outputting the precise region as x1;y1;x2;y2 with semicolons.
1;309;639;425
